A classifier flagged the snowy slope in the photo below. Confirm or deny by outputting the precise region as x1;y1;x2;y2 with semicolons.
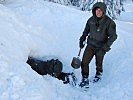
118;2;133;22
0;0;133;100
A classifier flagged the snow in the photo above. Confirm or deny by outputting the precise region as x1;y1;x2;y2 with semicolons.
118;3;133;22
0;0;133;100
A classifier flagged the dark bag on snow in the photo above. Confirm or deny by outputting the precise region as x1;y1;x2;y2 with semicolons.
47;59;63;77
27;57;63;77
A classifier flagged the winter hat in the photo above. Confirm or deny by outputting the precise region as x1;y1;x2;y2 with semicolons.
92;2;107;16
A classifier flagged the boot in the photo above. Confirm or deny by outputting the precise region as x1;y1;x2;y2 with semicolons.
57;72;77;86
69;72;77;86
79;78;89;88
93;72;102;83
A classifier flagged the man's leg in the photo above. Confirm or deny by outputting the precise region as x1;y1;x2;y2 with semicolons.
80;45;94;87
95;50;105;74
94;50;105;82
81;45;95;78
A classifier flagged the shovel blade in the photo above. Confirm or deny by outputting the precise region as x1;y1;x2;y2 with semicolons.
71;57;81;69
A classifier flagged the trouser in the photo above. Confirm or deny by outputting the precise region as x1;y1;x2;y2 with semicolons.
81;44;106;78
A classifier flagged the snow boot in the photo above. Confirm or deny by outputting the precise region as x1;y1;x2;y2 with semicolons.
57;72;77;86
93;72;102;83
67;72;77;86
79;78;89;88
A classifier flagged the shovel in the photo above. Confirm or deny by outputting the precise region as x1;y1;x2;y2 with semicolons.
71;48;82;69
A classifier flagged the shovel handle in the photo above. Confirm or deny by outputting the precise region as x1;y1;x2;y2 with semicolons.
78;48;82;57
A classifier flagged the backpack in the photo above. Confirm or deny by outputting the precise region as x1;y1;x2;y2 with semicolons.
47;59;63;77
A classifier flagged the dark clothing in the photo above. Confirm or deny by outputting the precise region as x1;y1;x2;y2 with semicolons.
80;2;117;52
81;45;105;78
80;2;117;78
27;58;48;75
26;57;63;77
81;15;117;51
27;57;77;85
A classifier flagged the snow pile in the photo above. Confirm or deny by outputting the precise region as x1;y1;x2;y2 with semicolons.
118;3;133;22
0;0;133;100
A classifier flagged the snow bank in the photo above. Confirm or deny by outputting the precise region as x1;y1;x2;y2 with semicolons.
0;1;90;99
118;4;133;23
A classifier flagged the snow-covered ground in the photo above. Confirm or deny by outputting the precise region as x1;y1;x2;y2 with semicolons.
0;0;133;100
118;1;133;23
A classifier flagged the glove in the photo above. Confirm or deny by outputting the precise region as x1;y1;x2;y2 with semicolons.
79;35;85;49
79;40;84;49
80;35;86;42
102;44;111;52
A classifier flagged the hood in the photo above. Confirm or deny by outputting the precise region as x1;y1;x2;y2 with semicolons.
92;2;107;16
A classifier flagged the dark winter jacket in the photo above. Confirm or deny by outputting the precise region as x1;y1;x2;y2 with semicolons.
80;2;117;52
27;57;63;77
27;57;76;85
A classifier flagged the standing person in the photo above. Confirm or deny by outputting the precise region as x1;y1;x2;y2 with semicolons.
79;2;117;88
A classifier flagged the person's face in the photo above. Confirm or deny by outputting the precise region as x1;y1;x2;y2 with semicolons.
96;8;103;18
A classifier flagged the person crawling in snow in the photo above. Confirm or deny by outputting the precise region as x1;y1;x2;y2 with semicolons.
27;57;77;86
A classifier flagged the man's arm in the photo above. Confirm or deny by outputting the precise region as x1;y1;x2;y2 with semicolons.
80;20;90;42
79;20;90;48
103;20;117;52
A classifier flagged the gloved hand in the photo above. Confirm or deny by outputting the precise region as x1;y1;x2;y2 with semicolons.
79;40;84;49
102;44;111;52
79;35;86;49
